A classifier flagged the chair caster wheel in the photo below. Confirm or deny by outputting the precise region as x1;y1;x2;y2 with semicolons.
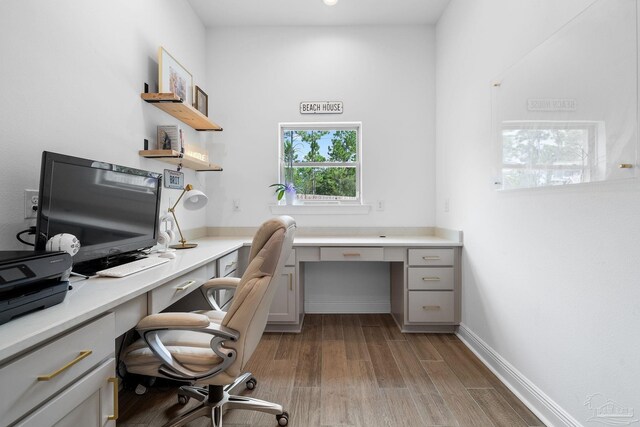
246;378;257;390
276;411;289;426
178;395;190;405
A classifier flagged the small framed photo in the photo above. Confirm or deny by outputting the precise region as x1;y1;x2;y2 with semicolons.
194;86;208;117
158;47;193;105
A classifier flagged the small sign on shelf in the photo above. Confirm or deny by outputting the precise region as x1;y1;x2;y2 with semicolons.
164;169;184;189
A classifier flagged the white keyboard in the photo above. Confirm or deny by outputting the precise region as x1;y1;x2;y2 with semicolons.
96;257;170;278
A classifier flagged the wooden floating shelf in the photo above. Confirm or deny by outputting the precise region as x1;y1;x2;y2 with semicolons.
141;93;223;131
139;150;223;171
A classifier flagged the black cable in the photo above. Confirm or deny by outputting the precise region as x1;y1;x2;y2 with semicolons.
116;330;130;380
16;227;36;246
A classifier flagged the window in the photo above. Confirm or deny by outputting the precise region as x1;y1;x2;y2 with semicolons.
279;122;361;203
499;122;601;190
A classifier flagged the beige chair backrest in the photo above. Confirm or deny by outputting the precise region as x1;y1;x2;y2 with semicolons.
221;216;296;377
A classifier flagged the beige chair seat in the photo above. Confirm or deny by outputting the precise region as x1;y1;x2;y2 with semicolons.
125;329;224;376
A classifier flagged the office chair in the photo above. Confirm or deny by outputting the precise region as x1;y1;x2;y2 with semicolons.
198;224;272;314
122;216;296;427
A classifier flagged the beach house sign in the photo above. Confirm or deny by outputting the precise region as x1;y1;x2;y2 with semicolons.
300;101;343;114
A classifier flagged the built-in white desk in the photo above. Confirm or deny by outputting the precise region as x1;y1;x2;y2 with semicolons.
0;237;247;427
0;232;461;426
268;234;463;333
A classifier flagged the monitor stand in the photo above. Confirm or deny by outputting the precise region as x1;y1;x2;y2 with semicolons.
72;251;148;277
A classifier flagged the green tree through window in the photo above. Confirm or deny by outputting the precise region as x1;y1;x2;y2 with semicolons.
280;124;361;202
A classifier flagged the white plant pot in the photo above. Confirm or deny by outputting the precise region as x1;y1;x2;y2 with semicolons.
285;190;296;205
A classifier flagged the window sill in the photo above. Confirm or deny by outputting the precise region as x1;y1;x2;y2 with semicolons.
269;204;372;215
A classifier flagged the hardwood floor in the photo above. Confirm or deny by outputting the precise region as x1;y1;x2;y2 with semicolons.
118;314;544;427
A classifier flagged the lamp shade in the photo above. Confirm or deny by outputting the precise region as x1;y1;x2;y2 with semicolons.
183;189;208;210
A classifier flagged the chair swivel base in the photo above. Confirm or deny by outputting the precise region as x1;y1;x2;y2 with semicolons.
165;373;289;427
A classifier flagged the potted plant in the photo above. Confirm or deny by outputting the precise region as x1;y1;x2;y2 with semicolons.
269;182;296;205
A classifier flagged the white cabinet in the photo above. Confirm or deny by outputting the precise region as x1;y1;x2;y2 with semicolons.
319;247;383;262
407;291;455;323
408;248;454;266
407;267;454;290
396;248;461;331
267;250;299;329
268;266;297;323
1;314;116;426
16;358;117;427
148;265;208;313
217;250;239;309
218;250;239;277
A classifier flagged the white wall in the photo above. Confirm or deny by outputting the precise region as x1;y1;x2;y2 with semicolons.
0;0;208;250
204;25;436;228
436;0;640;424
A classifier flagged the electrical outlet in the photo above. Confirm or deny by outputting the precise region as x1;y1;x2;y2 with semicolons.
24;189;39;219
444;198;450;213
232;199;241;212
376;200;385;211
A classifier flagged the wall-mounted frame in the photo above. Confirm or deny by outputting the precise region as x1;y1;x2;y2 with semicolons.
158;47;193;106
194;86;208;117
491;0;638;191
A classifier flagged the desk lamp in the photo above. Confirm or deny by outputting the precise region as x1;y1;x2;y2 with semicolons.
168;184;208;249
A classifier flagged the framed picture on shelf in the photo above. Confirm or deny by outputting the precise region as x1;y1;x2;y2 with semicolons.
158;47;193;105
194;86;208;116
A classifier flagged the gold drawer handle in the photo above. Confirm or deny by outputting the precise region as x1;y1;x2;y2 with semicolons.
343;253;361;257
422;305;441;311
619;163;634;168
422;277;441;281
422;256;440;260
289;273;293;291
176;280;197;291
37;350;92;381
108;377;119;421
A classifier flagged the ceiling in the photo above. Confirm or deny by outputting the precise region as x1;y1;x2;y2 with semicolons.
186;0;451;27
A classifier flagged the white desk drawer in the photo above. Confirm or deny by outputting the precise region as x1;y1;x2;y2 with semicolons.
408;249;454;266
15;358;116;427
148;265;207;313
0;313;115;426
218;251;239;277
320;247;383;261
408;291;454;323
408;267;454;290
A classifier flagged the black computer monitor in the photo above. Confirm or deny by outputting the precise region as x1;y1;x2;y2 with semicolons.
35;151;162;273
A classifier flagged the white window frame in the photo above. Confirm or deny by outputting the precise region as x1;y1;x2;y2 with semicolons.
278;122;363;205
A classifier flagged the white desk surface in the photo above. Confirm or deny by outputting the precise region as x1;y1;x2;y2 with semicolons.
0;238;247;363
0;234;460;363
293;235;462;247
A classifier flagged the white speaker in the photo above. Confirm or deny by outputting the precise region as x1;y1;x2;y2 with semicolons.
46;233;81;256
158;214;176;249
158;230;174;246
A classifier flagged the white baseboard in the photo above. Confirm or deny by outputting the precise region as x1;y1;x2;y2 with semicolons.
457;323;583;427
304;301;389;313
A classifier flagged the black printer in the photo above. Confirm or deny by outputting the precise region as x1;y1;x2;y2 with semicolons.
0;251;72;325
